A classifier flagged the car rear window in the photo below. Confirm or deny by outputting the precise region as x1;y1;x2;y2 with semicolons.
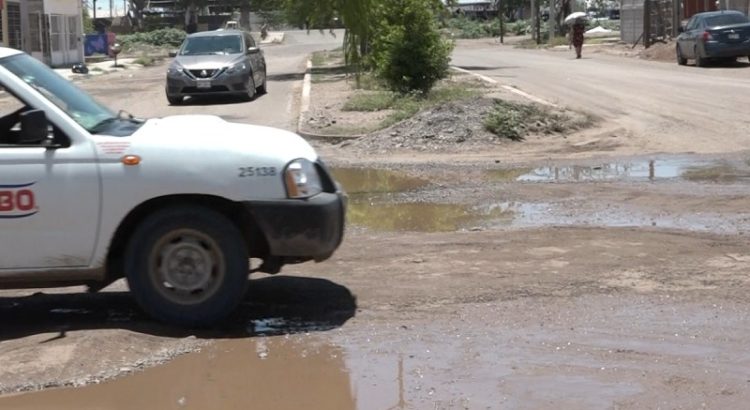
705;14;749;27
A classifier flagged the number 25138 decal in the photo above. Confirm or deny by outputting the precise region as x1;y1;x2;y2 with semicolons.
238;167;277;177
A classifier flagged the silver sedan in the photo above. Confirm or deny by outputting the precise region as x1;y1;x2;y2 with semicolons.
166;30;267;104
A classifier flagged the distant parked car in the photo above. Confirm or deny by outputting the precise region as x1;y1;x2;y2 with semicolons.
166;29;267;104
676;10;750;67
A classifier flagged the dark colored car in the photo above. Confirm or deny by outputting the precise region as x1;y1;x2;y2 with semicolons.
166;29;267;104
676;10;750;67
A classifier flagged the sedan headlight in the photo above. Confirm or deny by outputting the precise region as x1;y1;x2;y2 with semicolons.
284;159;322;199
167;62;185;76
226;61;247;74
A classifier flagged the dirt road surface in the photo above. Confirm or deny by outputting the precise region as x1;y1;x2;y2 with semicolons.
2;38;750;409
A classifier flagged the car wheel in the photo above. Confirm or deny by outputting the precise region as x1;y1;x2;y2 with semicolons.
167;94;183;105
243;75;256;101
256;70;267;95
124;205;249;326
695;49;706;67
676;46;687;66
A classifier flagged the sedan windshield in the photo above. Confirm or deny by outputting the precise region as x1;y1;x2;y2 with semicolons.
0;53;115;132
180;35;243;56
705;14;749;27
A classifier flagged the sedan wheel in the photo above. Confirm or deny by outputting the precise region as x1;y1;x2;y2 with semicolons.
167;94;183;105
256;70;267;95
695;49;707;67
243;76;256;101
676;46;687;66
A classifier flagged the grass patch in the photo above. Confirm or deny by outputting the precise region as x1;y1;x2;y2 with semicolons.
343;92;396;112
515;36;569;49
311;49;344;67
484;100;594;141
342;82;484;130
132;55;157;66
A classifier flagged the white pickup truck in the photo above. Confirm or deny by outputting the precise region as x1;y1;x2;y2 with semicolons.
0;48;346;326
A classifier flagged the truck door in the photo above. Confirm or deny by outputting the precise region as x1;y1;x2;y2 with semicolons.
0;89;100;270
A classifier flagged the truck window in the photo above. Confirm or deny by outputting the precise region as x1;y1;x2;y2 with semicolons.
0;86;69;147
0;53;114;132
0;87;31;145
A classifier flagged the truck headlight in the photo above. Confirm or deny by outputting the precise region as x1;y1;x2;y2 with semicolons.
284;159;322;199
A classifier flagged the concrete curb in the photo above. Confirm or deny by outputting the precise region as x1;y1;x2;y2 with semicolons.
296;59;365;142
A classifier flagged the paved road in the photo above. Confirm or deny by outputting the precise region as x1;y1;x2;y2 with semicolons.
452;44;750;155
80;30;343;131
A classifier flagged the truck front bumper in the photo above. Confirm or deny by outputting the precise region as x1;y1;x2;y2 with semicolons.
244;191;346;262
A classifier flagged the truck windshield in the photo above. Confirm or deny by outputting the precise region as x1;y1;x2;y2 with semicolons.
0;53;116;132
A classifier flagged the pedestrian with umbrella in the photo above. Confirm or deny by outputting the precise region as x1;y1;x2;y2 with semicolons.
565;12;587;59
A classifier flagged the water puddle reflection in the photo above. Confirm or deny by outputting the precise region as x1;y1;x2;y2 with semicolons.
347;199;512;232
331;167;429;194
486;158;750;183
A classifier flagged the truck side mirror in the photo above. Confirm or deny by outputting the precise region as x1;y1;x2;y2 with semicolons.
20;109;50;145
247;47;260;54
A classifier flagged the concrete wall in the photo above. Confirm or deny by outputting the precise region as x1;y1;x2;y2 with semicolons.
44;0;79;15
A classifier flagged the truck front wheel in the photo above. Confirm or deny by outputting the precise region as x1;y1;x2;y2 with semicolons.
125;206;249;326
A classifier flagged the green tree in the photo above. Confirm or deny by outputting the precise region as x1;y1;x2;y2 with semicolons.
371;0;453;93
282;0;451;93
83;6;95;34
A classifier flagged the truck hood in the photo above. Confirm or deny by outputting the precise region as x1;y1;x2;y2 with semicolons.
127;115;318;162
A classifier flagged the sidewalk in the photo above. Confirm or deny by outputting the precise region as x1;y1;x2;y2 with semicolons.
53;58;145;81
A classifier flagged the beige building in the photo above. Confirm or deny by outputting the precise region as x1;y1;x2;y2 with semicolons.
0;0;84;66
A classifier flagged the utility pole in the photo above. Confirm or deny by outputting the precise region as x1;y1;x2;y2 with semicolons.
548;0;557;44
531;0;537;43
93;0;97;19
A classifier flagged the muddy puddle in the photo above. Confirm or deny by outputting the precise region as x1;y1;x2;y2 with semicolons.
0;335;355;410
488;158;750;183
334;161;750;234
333;167;511;232
4;295;747;409
331;167;430;194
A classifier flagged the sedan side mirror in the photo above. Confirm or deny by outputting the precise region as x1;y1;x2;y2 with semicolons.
168;50;178;57
678;25;685;33
20;109;50;145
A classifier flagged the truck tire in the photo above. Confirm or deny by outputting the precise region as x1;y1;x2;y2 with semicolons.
124;206;249;326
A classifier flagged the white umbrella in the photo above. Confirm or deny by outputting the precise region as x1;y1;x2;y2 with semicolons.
564;12;587;24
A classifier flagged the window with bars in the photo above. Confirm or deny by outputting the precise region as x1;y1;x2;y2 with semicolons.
8;3;22;50
68;16;78;50
50;15;61;52
29;13;42;52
